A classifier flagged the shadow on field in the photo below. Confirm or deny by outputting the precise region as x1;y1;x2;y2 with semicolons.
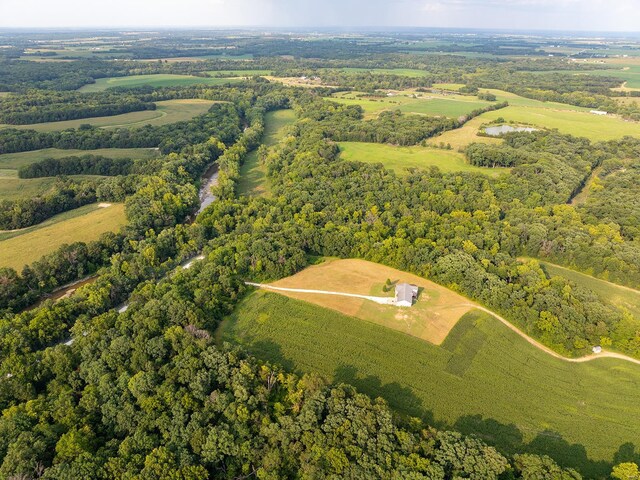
333;364;438;428
249;340;297;372
454;414;617;478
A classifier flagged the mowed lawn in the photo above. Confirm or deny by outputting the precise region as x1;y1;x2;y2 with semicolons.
78;74;243;92
0;147;158;171
339;141;508;177
268;258;475;344
220;292;640;477
0;203;126;270
238;109;296;197
0;99;217;132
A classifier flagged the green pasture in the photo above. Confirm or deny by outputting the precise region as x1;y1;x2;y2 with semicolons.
341;67;430;77
220;291;640;477
206;69;271;77
238;109;296;197
0;175;105;202
338;141;508;177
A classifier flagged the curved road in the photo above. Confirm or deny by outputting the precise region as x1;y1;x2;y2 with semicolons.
247;282;640;367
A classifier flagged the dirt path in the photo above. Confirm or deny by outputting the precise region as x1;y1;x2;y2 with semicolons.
246;282;396;305
248;281;640;366
463;304;640;366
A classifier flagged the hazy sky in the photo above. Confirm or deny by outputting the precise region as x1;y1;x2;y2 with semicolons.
1;0;639;31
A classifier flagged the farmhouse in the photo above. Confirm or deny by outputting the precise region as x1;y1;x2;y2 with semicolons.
590;110;608;116
395;283;418;307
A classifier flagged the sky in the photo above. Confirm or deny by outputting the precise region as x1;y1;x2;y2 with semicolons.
1;0;639;32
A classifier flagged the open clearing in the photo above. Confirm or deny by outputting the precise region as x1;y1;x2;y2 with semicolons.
341;67;431;77
339;141;508;177
206;69;271;77
220;292;640;477
238;109;296;197
428;116;503;150
0;99;217;132
0;203;126;270
0;147;158;172
78;74;243;92
267;258;475;344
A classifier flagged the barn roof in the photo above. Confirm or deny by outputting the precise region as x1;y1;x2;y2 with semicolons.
395;283;418;304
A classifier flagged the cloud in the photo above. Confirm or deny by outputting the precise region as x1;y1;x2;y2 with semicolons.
0;0;639;30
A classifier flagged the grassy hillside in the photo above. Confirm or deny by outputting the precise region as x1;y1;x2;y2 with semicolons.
0;203;126;270
78;74;242;92
220;291;640;477
0;99;217;132
238;109;296;197
339;141;508;177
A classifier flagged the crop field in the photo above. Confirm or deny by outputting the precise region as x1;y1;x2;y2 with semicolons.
479;105;640;141
0;147;158;172
267;258;475;344
238;109;296;197
0;203;126;270
220;292;640;477
339;141;508;177
538;260;640;321
78;74;243;92
0;99;217;132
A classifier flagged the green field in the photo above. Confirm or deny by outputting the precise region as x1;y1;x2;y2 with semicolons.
0;99;217;132
479;105;640;141
524;67;640;89
0;147;158;172
339;141;508;177
78;74;243;92
238;109;296;197
220;291;640;477
539;260;640;321
397;98;491;118
0;203;126;270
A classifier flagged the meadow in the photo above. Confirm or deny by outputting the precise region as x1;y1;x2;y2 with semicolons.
238;109;296;197
206;69;271;77
78;74;242;92
341;67;430;77
220;291;640;477
339;141;508;177
0;203;126;270
0;99;217;132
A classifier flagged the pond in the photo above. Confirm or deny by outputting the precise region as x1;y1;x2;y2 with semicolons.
484;125;538;136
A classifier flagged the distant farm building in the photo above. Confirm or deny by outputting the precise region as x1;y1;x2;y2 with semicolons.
590;110;608;116
395;283;418;307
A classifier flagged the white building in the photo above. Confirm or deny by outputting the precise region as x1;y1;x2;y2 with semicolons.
592;346;602;354
590;110;608;116
395;283;419;307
